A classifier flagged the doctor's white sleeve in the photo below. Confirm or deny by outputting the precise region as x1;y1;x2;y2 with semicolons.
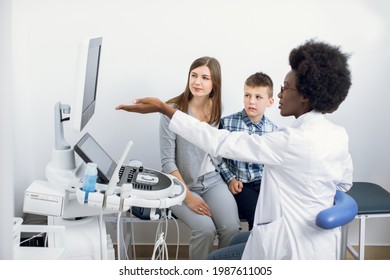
169;110;284;166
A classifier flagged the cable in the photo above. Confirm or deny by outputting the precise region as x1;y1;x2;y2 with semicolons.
22;218;47;225
117;210;135;260
114;208;182;260
162;209;180;260
44;233;48;247
169;212;180;260
152;212;166;260
99;212;105;260
151;232;169;260
147;209;182;260
116;211;122;260
119;211;132;260
19;232;44;246
120;217;129;260
152;209;175;260
129;209;137;260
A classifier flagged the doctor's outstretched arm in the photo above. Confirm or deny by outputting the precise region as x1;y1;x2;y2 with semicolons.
116;97;282;165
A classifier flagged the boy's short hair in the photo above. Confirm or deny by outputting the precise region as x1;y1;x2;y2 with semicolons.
245;72;274;97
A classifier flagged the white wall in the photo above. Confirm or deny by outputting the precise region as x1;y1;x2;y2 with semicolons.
0;0;15;259
10;0;390;245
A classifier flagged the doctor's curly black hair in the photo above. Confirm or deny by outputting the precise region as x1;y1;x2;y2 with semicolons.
289;39;352;113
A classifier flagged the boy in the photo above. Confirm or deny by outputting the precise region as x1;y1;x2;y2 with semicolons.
218;72;277;231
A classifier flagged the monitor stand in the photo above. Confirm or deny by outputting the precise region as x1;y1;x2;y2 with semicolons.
46;101;83;189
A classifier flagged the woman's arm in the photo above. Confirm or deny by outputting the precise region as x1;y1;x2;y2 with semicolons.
170;170;211;216
159;111;212;216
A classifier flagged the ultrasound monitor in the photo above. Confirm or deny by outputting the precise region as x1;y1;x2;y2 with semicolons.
72;37;102;132
74;132;116;183
74;132;173;191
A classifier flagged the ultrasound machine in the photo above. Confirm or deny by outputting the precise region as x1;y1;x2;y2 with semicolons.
21;37;186;260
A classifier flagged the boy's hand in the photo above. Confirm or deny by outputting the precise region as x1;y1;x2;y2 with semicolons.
228;178;243;195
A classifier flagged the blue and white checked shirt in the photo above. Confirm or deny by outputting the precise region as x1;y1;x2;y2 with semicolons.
218;109;278;184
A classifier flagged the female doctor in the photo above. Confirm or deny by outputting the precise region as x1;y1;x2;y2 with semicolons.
116;39;353;260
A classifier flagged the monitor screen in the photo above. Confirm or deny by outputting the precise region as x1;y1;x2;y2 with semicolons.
72;37;102;132
74;132;116;183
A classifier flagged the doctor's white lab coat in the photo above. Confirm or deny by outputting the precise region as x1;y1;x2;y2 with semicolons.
169;110;353;259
